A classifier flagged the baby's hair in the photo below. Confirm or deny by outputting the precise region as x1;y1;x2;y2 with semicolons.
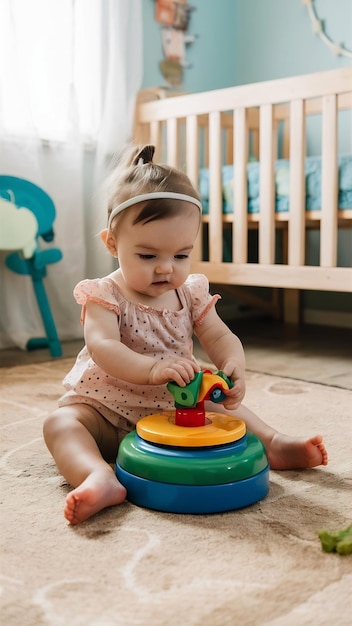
106;144;201;228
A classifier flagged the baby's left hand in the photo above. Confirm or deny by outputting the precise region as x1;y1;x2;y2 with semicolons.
220;361;246;410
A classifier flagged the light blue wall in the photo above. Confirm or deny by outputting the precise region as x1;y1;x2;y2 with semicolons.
142;0;351;91
233;0;352;84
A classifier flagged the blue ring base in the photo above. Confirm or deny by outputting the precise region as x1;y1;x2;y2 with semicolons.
116;464;270;514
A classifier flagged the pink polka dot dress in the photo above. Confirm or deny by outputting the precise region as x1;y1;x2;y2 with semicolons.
59;274;220;428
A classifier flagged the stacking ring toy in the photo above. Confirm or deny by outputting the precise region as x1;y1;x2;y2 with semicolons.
116;370;269;513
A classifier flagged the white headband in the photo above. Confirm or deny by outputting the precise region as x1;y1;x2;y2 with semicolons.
108;192;202;230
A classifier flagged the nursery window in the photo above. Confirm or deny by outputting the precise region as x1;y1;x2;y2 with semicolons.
0;0;102;143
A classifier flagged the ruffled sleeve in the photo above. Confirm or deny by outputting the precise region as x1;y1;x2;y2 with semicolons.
73;278;121;325
183;274;221;326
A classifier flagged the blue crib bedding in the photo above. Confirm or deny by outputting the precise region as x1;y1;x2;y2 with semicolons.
199;155;352;215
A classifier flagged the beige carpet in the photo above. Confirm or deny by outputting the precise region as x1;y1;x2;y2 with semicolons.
1;358;351;626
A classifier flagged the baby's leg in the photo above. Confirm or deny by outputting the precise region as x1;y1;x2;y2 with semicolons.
43;405;126;524
206;401;328;470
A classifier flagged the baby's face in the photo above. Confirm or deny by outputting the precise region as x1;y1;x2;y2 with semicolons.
114;202;200;301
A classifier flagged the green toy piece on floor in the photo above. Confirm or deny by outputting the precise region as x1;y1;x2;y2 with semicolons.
318;525;352;555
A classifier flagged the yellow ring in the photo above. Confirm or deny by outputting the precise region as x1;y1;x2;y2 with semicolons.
136;411;246;447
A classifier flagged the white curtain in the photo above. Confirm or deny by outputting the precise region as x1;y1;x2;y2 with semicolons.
0;0;143;349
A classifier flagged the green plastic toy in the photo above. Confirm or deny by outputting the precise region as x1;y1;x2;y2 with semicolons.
317;524;352;555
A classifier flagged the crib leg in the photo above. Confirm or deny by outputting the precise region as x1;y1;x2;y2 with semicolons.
283;289;301;325
271;289;282;320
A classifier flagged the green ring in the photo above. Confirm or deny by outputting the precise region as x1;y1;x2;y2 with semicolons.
117;431;268;485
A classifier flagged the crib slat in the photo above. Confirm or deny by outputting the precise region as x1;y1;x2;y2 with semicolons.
166;118;178;167
150;121;162;161
234;108;248;263
259;104;275;264
289;99;306;266
186;115;199;187
186;114;202;261
321;95;338;267
208;111;223;263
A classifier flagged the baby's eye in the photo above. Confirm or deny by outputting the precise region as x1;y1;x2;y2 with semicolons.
138;254;156;260
174;254;189;260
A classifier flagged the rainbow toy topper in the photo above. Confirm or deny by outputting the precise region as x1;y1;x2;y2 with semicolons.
116;370;269;513
167;369;232;427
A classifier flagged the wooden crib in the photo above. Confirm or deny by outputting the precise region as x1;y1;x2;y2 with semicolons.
133;68;352;323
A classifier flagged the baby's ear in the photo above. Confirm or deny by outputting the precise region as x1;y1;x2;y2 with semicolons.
100;229;118;257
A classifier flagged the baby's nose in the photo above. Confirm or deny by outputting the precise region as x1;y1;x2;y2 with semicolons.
156;259;173;273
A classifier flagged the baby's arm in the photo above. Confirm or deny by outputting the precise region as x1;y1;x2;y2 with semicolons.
84;300;199;386
195;307;246;409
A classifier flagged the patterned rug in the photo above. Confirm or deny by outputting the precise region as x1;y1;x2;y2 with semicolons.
1;358;351;626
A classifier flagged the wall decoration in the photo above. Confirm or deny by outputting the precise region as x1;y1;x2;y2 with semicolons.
155;0;196;87
302;0;352;58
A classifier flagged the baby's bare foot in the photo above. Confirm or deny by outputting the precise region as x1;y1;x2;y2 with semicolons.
64;468;127;525
267;434;328;470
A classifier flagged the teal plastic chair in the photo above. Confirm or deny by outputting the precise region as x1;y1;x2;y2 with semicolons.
0;176;63;357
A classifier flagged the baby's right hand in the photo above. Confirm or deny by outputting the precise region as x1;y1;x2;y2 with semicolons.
148;358;200;387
